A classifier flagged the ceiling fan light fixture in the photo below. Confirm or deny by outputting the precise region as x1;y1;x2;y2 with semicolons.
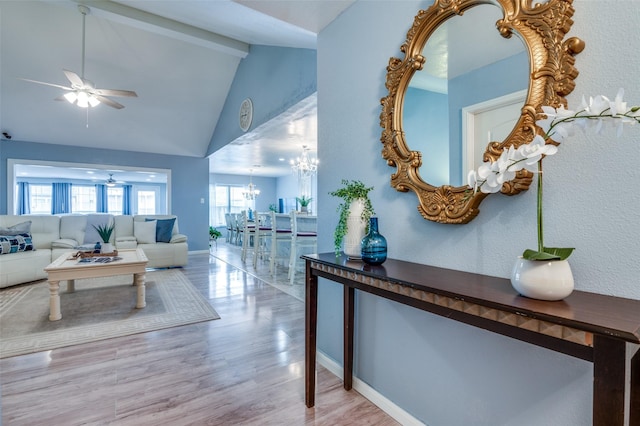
88;95;100;107
64;91;77;103
76;91;89;107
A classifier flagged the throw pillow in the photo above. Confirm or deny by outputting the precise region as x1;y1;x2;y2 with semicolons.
134;220;157;244
0;233;35;255
0;220;32;235
146;217;176;243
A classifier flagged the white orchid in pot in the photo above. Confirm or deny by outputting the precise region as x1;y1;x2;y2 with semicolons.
468;89;640;300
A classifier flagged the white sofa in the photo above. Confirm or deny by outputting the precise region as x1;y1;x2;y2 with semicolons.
0;214;188;288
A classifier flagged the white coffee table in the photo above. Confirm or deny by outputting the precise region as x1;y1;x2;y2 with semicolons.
44;248;149;321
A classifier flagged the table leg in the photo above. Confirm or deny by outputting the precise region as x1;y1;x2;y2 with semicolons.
134;272;146;308
631;345;640;426
67;279;75;293
593;335;626;426
344;286;354;391
305;261;318;408
48;280;61;321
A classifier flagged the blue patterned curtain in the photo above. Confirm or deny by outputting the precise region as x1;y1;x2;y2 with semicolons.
122;185;132;215
96;184;108;212
17;182;31;215
51;182;72;214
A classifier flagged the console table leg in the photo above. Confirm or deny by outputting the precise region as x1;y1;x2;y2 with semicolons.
344;286;354;391
631;346;640;426
48;280;61;321
593;335;626;426
305;262;318;408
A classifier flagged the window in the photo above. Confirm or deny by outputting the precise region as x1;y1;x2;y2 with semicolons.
211;185;246;226
71;185;96;214
108;187;123;214
29;185;51;214
137;190;156;215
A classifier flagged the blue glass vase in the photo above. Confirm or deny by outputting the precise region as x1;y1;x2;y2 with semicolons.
361;217;387;265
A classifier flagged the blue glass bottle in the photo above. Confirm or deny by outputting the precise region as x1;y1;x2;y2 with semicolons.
361;217;387;265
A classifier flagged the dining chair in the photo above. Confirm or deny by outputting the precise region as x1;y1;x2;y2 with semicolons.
224;213;234;243
252;212;273;268
229;213;238;245
288;211;317;285
269;212;292;275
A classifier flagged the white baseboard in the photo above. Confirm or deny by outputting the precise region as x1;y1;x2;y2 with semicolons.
316;351;425;426
188;249;210;255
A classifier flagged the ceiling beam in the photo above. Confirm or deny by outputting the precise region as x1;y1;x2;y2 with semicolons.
72;0;249;58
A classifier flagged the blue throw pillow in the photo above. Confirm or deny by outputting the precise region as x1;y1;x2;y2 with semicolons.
146;218;176;243
0;233;35;255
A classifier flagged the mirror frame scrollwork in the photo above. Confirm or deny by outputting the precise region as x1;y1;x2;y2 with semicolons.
380;0;584;224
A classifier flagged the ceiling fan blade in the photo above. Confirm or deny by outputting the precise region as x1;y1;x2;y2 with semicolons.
94;95;125;109
94;88;138;98
19;78;72;91
63;69;84;87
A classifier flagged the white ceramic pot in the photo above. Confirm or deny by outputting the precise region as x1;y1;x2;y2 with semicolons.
101;243;115;254
343;199;367;259
510;256;574;301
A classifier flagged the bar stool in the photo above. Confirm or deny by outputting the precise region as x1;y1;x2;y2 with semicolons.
239;211;256;262
269;212;292;275
288;211;317;285
253;212;272;268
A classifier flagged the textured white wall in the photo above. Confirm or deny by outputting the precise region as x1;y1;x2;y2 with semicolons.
317;1;640;424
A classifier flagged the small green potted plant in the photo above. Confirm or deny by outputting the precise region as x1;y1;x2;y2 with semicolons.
209;226;222;240
93;223;115;253
329;179;375;257
209;226;222;249
296;195;313;213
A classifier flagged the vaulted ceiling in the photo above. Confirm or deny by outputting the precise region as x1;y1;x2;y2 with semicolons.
1;0;354;176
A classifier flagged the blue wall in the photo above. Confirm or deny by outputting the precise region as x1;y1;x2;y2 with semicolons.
1;140;210;250
448;51;528;185
404;87;449;186
207;45;317;155
315;1;640;424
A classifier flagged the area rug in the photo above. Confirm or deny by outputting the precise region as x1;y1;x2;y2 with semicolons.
0;269;220;358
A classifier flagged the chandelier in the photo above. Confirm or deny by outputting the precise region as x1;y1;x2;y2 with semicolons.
290;145;318;178
242;170;260;200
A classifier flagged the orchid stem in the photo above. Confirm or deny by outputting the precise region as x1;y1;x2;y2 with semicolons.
537;160;544;253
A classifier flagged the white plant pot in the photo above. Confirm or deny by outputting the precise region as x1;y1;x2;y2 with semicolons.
510;256;574;301
101;243;115;254
343;199;367;259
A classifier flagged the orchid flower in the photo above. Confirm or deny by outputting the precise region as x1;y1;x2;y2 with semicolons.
467;89;640;261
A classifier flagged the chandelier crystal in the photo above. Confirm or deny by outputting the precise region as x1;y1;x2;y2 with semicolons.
242;170;260;200
290;145;318;179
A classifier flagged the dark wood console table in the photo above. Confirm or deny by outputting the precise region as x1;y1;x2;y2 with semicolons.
303;253;640;426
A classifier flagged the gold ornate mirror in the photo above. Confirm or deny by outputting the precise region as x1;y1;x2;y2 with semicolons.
380;0;584;224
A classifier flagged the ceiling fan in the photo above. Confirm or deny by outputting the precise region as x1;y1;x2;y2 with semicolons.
105;173;125;187
21;5;137;109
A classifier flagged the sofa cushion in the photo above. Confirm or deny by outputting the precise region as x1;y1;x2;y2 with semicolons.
0;233;35;254
114;215;134;239
52;239;80;249
134;220;156;244
146;217;176;243
0;215;61;250
0;220;32;235
59;215;87;245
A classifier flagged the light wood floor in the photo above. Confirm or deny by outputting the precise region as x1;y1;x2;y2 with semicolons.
0;244;399;425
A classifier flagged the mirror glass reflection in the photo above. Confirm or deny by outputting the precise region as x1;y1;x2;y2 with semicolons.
404;4;528;187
